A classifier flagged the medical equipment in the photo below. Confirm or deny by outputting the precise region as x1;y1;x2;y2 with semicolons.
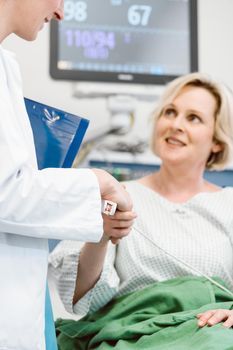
50;0;198;86
101;199;117;216
133;225;233;297
103;200;233;297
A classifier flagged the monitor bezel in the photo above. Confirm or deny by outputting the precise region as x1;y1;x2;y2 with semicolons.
49;0;198;85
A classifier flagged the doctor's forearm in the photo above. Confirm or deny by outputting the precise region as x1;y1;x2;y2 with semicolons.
73;236;109;305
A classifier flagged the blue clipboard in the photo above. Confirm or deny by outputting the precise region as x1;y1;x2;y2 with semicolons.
24;98;89;169
24;98;90;350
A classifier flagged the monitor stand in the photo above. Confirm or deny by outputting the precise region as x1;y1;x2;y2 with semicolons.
72;81;164;101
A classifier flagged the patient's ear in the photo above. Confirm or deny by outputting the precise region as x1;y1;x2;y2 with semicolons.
211;140;223;154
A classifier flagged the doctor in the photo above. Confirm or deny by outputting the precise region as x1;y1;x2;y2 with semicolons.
0;1;135;350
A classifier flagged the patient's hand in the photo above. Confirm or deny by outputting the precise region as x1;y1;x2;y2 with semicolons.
197;309;233;328
103;210;137;244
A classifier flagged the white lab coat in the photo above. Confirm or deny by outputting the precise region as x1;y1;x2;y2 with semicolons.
0;46;103;350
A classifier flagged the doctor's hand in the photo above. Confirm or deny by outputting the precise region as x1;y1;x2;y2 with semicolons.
92;168;133;212
197;309;233;328
102;210;137;244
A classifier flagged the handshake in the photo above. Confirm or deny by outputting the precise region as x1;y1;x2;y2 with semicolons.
92;168;137;245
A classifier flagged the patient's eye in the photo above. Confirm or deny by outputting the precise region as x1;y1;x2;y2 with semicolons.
163;107;176;118
187;114;202;123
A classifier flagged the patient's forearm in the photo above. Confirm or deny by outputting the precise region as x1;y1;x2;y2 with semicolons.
73;235;109;305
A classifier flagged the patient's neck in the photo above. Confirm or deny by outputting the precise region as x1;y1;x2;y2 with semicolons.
138;165;219;203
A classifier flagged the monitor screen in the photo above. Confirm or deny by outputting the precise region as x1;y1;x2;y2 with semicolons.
50;0;198;85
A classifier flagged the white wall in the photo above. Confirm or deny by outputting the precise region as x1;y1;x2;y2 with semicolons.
198;0;233;88
3;0;233;141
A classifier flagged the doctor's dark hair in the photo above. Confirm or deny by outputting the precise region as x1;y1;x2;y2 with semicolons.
151;72;233;170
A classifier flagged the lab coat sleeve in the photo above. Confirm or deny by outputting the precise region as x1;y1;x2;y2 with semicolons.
49;240;119;316
0;165;103;241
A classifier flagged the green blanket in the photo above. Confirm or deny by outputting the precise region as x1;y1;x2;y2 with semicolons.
56;276;233;350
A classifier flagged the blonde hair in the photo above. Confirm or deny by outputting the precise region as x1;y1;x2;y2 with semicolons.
151;72;233;170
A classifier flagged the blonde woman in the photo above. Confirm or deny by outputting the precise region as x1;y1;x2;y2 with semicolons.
51;73;233;348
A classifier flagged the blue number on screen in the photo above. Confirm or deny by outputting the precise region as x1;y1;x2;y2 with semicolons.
93;32;115;49
106;32;115;49
84;47;109;60
65;29;73;46
64;30;115;50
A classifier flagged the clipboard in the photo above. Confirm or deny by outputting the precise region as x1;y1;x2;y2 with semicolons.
24;98;89;169
24;97;90;350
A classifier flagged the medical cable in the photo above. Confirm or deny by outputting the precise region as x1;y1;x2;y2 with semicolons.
133;224;233;298
102;200;233;297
